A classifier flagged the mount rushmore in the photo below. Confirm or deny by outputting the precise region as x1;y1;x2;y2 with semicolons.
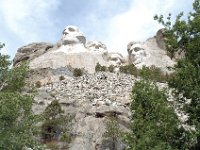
13;25;175;74
12;26;177;150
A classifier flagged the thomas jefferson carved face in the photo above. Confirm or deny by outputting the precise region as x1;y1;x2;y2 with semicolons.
108;53;125;66
61;25;86;45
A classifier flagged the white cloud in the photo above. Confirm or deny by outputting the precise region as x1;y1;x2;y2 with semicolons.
103;0;193;55
0;0;193;58
0;0;60;42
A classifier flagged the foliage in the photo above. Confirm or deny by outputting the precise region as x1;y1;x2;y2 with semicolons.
124;78;189;149
0;43;41;149
119;64;138;76
154;0;200;148
41;100;73;148
59;75;65;81
139;65;169;82
45;141;60;150
73;68;83;77
35;81;42;88
103;116;122;150
95;62;107;72
119;64;170;82
108;65;115;73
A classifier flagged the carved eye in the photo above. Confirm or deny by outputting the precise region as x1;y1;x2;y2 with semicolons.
62;29;68;35
112;58;118;61
68;27;75;32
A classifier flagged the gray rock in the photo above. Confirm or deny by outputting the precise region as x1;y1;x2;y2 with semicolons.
13;42;53;67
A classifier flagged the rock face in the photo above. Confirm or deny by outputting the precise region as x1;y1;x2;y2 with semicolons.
127;37;175;71
25;25;126;74
33;72;132;150
12;25;179;149
13;42;53;67
14;25;175;73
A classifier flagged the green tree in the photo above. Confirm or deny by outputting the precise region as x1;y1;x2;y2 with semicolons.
0;43;41;149
154;0;200;148
125;74;188;149
103;116;122;150
41;100;73;149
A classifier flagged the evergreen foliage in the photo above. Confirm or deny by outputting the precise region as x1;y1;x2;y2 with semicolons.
41;100;73;148
154;0;200;148
0;43;41;149
73;68;83;77
125;74;189;149
103;116;122;150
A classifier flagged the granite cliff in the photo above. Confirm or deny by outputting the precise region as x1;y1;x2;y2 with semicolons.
13;26;177;150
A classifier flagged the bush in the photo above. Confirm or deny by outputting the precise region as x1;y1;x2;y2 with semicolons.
35;81;42;88
108;65;115;73
41;120;61;142
59;75;65;81
124;79;189;149
95;62;107;72
73;68;82;77
103;116;123;150
139;65;169;82
41;100;73;145
119;64;138;76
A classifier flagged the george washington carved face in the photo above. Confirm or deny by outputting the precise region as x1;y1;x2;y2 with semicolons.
61;25;86;45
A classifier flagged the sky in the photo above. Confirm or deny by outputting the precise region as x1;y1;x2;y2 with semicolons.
0;0;193;58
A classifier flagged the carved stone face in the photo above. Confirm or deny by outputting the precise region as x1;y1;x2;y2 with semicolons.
86;41;107;53
108;53;125;66
127;41;149;65
62;25;86;45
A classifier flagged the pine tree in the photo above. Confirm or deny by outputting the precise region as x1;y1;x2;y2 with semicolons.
124;72;188;149
154;0;200;148
0;43;41;150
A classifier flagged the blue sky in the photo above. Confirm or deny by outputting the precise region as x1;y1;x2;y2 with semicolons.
0;0;193;58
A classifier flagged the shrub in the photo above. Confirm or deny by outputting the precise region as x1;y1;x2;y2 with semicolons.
45;141;60;150
41;100;73;145
41;119;61;142
139;65;168;82
59;75;65;81
95;62;107;72
124;79;189;149
35;81;42;88
119;64;138;76
108;65;115;73
103;116;122;150
73;68;82;77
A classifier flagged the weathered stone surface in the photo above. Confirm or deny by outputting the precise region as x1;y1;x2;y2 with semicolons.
127;37;175;72
13;26;176;74
26;26;126;74
13;42;53;67
33;72;133;150
156;28;166;50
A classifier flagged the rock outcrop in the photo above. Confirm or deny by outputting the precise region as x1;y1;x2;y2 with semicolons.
14;25;175;73
33;72;132;150
13;42;53;67
23;26;126;74
127;37;175;71
12;25;180;149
